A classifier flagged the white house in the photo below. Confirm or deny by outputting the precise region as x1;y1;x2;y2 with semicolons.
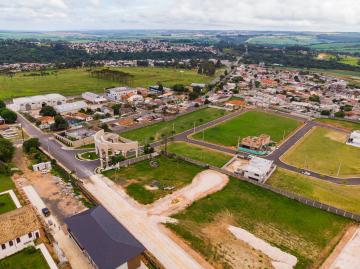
105;87;137;101
82;92;107;104
54;101;88;115
347;130;360;148
0;206;40;259
127;94;144;105
240;156;275;182
11;94;66;112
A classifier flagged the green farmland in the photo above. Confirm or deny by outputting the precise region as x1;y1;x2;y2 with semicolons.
268;168;360;215
166;142;232;167
192;111;301;147
283;127;360;178
0;67;220;100
168;177;349;269
122;108;228;145
103;156;203;204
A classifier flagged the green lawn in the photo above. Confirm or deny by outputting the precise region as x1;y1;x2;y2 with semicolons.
168;178;349;269
0;247;49;269
268;168;360;215
79;151;98;160
0;193;16;214
283;127;360;177
76;143;95;149
192;111;301;147
0;67;219;100
0;173;15;193
103;156;203;204
315;118;360;131
122;108;228;145
166;142;232;167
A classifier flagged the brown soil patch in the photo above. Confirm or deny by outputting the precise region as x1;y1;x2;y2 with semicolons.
325;130;347;143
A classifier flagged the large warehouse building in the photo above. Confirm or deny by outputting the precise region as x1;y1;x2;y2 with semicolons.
10;94;66;111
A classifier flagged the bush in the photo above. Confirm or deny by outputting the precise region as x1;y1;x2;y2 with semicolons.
321;110;331;116
0;138;15;163
334;111;345;118
40;105;57;117
50;115;68;131
0;100;5;109
0;108;17;124
23;138;40;153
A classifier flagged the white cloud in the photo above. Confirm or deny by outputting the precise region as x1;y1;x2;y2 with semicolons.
0;0;359;31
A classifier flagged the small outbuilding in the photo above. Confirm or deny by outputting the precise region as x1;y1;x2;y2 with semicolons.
65;205;145;269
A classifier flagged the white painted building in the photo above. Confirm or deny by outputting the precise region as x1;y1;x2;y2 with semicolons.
240;156;275;182
10;94;66;112
54;101;88;115
105;87;137;101
347;130;360;148
81;92;107;104
0;206;40;259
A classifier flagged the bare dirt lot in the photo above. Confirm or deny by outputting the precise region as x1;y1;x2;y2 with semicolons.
12;147;86;223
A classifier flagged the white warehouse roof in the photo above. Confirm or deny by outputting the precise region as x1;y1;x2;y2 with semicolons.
55;101;87;114
13;94;66;105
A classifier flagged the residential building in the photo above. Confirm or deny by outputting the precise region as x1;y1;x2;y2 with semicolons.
0;206;40;259
54;101;88;115
241;134;271;151
106;87;137;101
65;205;145;269
82;92;107;104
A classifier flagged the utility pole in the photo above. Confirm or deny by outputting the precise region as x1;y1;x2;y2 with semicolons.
202;130;205;141
337;161;342;177
193;122;196;134
237;136;241;149
283;130;286;141
173;123;175;133
20;124;24;142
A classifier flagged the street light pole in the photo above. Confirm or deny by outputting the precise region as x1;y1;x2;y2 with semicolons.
337;161;342;177
193;122;196;134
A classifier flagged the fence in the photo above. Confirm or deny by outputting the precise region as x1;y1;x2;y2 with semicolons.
163;152;360;222
101;152;159;172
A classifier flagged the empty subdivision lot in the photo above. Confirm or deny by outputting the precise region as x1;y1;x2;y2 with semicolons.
102;155;203;204
268;168;360;215
168;178;350;269
166;142;233;167
315;118;360;131
121;108;228;144
283;127;360;178
192;111;301;147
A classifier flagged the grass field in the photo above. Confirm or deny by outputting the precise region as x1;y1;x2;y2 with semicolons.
166;142;232;167
0;247;49;269
168;177;349;269
315;118;360;131
103;156;203;204
79;151;98;160
122;108;228;145
0;67;220;100
0;173;15;192
0;193;16;214
283;127;360;177
268;168;360;215
192;111;301;147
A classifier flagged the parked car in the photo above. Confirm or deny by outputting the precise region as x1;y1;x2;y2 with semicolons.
42;207;51;217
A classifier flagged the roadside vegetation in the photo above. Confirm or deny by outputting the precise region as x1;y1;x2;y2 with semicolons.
168;177;349;269
192;111;301;147
0;247;49;269
122;108;228;145
103;155;203;204
268;168;360;215
283;127;360;178
0;67;219;100
165;142;232;167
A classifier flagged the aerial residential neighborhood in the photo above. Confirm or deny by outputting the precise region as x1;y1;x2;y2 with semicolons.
0;1;360;269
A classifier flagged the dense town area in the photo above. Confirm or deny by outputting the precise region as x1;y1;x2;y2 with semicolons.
0;33;360;269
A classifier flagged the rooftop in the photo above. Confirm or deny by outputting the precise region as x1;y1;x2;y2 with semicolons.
65;205;145;269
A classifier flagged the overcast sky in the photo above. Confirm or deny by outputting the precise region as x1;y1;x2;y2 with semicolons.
1;0;359;32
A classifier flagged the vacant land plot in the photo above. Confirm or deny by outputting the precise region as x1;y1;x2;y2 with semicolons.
268;168;360;215
0;193;16;214
166;142;232;167
315;118;360;131
103;156;203;204
0;247;49;269
283;127;360;177
0;173;15;192
192;111;301;147
168;178;349;269
0;67;219;100
122;108;228;144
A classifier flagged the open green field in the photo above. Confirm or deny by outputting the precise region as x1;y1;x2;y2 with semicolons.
103;156;203;204
310;42;360;54
0;193;16;214
0;247;49;269
0;67;220;100
283;127;360;178
268;168;360;215
166;142;232;167
192;111;301;147
0;174;15;192
315;118;360;131
168;177;349;269
122;108;228;144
